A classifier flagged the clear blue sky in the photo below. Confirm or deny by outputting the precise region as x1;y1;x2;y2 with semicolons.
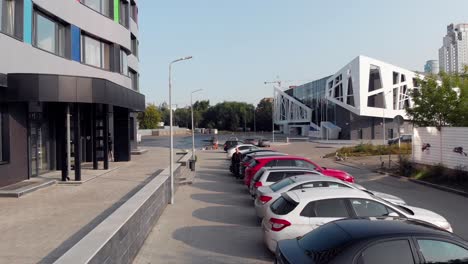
139;0;468;107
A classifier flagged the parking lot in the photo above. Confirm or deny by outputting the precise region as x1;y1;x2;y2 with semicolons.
134;141;468;263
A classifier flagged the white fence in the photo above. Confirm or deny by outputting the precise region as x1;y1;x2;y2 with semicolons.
413;127;468;171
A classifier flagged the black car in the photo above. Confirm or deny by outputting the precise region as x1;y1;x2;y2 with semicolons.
223;140;243;152
276;218;468;264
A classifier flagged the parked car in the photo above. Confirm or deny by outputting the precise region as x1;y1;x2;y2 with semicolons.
258;139;271;147
243;138;259;145
244;155;354;187
254;174;406;219
226;144;258;159
276;218;468;264
249;167;321;197
223;140;243;152
238;152;287;178
388;134;412;145
262;188;452;252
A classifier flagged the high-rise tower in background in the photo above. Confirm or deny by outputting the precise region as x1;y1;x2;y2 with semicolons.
439;23;468;73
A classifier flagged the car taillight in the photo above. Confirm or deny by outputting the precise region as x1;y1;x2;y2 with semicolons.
269;218;291;232
259;195;272;204
254;181;263;188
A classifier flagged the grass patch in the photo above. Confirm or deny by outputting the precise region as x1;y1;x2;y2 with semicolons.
325;143;412;158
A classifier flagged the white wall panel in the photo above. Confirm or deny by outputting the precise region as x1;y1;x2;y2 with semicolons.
413;127;468;170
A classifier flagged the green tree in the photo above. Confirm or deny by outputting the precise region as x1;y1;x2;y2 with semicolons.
406;72;468;128
255;98;273;131
137;103;161;129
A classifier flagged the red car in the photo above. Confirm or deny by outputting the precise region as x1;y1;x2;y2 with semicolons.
243;155;354;186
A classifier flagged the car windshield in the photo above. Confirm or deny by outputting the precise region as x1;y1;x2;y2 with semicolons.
270;178;295;192
298;222;352;257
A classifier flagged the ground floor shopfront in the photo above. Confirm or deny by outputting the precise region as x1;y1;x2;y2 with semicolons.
0;74;145;188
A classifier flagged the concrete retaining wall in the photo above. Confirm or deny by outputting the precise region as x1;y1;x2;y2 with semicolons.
53;164;184;264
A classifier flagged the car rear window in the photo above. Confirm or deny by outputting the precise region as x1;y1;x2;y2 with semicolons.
249;160;258;168
266;172;285;182
298;222;352;255
252;169;265;182
270;178;295;192
270;196;298;215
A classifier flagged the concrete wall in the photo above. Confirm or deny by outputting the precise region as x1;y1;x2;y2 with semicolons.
54;163;186;264
0;103;29;188
413;127;468;171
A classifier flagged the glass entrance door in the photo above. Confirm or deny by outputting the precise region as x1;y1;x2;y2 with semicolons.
30;114;49;177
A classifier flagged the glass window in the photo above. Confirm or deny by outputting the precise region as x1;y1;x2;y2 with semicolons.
418;240;468;263
360;240;415;264
295;159;316;169
270;196;297;215
131;35;138;57
120;49;128;75
265;160;276;167
350;199;395;217
81;34;111;70
82;0;110;17
129;69;138;91
1;0;15;36
276;159;294;166
130;1;137;22
119;0;129;27
270;178;294;192
314;199;349;217
266;172;284;182
33;11;65;57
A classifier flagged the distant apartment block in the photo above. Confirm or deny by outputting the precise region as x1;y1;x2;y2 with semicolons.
424;60;439;75
439;23;468;73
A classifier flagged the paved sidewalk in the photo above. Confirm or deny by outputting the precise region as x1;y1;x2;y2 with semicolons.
0;147;169;264
134;150;273;264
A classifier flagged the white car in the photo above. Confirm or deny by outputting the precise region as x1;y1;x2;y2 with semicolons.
249;167;320;197
262;188;452;252
254;175;406;219
226;144;258;159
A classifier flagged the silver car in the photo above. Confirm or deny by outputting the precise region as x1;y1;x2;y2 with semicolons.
254;174;407;219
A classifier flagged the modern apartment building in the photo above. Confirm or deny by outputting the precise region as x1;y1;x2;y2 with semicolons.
0;0;144;187
439;23;468;73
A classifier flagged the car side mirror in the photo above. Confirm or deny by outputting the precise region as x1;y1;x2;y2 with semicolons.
322;167;327;170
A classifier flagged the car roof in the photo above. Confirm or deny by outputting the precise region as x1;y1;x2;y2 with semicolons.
289;174;344;183
249;152;287;157
261;166;317;172
284;187;370;203
331;218;454;240
255;155;309;161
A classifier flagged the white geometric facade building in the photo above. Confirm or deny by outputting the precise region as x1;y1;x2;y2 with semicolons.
326;55;419;120
281;55;421;139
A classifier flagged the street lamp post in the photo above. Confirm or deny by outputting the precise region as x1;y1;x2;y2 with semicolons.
169;56;192;205
191;89;203;161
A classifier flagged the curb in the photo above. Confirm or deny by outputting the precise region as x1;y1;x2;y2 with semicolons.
375;170;468;198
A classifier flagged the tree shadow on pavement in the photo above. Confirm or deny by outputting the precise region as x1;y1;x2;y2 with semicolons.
172;225;273;261
191;193;253;207
192;206;258;227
